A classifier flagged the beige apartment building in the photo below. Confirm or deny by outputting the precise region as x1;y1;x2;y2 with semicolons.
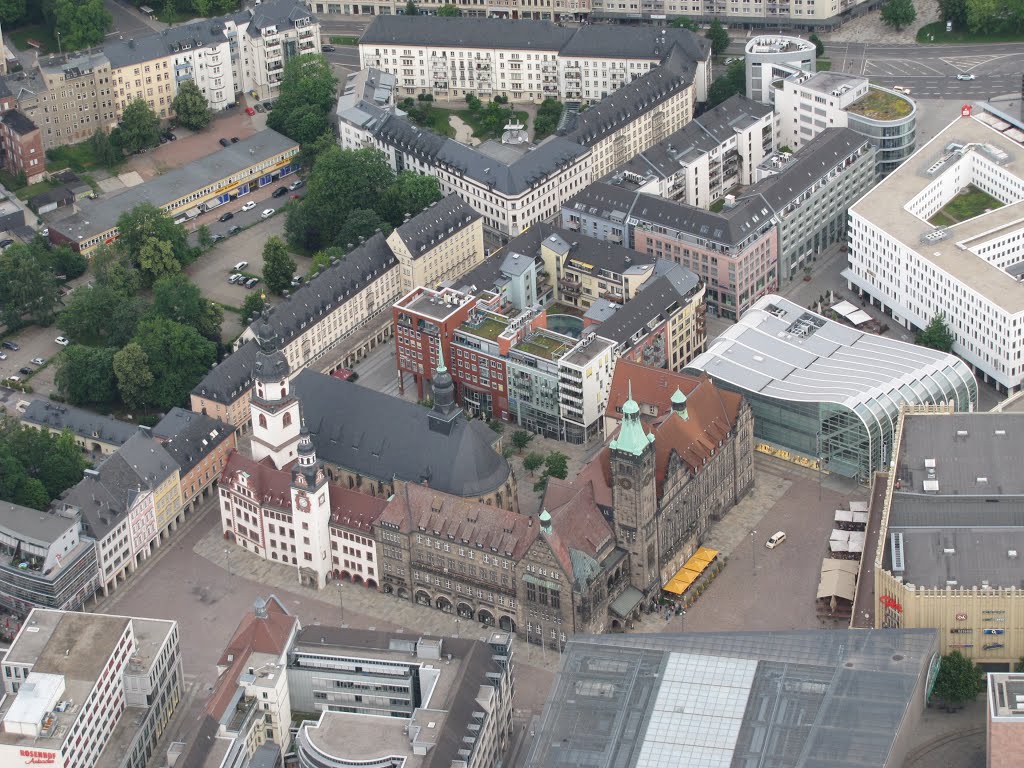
22;51;118;150
875;406;1024;669
385;195;485;294
109;52;177;121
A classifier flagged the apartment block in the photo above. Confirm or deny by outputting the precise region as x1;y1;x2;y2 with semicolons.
0;110;44;184
153;408;237;516
0;609;181;768
745;36;817;103
312;0;588;21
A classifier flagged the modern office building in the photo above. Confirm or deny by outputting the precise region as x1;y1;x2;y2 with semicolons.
686;295;977;482
290;628;515;768
0;609;182;768
745;36;816;104
526;630;940;768
847;104;1024;394
775;71;917;176
0;504;100;615
875;408;1024;667
48;130;299;256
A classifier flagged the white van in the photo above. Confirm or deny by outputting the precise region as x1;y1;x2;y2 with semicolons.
765;531;787;549
893;86;911;96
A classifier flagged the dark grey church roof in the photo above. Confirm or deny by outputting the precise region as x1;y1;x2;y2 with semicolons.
153;407;236;476
563;45;696;148
361;15;575;51
292;370;511;498
22;401;137;447
393;195;479;259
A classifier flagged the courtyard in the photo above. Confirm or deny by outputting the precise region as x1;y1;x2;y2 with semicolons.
929;184;1005;227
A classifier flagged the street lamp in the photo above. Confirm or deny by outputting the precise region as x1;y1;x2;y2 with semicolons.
224;547;232;577
750;530;757;577
338;582;345;627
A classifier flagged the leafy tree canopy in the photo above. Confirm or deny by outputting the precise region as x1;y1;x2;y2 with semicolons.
55;345;118;407
42;0;112;52
0;416;89;509
0;243;60;329
533;98;564;141
377;172;442;228
171;80;213;131
58;284;146;347
131;317;217;411
707;59;746;108
881;0;917;30
705;19;730;56
932;651;985;709
262;237;297;296
115;98;161;154
916;313;955;352
437;3;460;14
266;55;338;145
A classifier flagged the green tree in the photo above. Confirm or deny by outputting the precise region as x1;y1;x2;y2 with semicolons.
376;172;443;228
707;59;746;108
0;0;27;24
308;246;346;277
939;0;968;28
55;344;118;406
115;203;193;276
523;451;545;476
59;284;146;347
197;224;214;249
262;237;297;295
151;274;223;343
881;0;917;30
965;0;999;32
92;246;143;296
240;292;267;324
932;651;985;710
89;128;122;168
808;33;825;58
0;418;88;504
131;317;217;411
113;342;154;411
511;430;533;454
544;451;569;480
705;18;730;56
335;208;391;250
266;55;338;146
46;243;88;279
45;0;112;51
533;98;564;141
405;0;419;13
0;244;60;329
299;130;338;171
437;2;460;13
670;16;699;29
138;237;180;283
171;80;213;131
115;98;160;153
916;313;955;352
1015;656;1024;673
285;147;395;251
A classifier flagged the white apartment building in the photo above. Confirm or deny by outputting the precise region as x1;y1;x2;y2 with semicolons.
310;0;588;21
590;0;866;24
558;333;616;445
358;16;710;104
243;1;321;101
774;70;917;176
847;105;1024;394
0;609;181;768
745;36;816;104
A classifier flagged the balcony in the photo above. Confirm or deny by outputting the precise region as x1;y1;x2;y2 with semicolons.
227;697;257;735
559;278;581;295
601;291;624;303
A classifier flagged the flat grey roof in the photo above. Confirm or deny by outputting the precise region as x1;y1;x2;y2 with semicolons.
527;630;937;768
0;504;76;547
51;129;298;243
850;112;1024;315
687;294;972;410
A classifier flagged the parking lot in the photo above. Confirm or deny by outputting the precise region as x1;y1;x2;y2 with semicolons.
0;324;68;394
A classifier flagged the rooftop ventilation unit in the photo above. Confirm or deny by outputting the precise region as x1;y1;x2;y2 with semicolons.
891;532;905;573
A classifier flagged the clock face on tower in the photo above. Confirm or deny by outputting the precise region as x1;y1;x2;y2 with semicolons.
296;492;310;511
618;477;633;490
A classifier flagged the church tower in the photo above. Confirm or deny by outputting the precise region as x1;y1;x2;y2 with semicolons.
250;318;301;468
610;382;659;595
291;420;332;588
427;343;461;436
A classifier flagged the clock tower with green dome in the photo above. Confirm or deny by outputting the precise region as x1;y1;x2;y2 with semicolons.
290;420;332;588
610;382;659;595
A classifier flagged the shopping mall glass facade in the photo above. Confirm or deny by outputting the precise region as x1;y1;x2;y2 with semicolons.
714;361;977;483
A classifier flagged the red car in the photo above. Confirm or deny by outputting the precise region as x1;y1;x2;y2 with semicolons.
331;368;358;382
245;106;256;116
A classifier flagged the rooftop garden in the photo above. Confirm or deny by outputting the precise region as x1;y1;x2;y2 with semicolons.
515;333;571;360
460;314;509;341
928;184;1005;227
847;88;913;121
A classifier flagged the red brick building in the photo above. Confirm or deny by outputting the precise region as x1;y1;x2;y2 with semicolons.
0;109;44;184
393;286;476;401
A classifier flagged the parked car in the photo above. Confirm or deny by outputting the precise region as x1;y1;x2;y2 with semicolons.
272;187;288;198
291;275;304;287
288;179;304;191
254;103;265;113
331;367;358;382
54;336;69;346
233;261;249;271
228;225;242;235
228;273;243;284
0;352;6;360
219;138;230;147
245;277;260;289
263;101;273;111
6;375;20;383
159;135;168;144
241;201;256;211
2;341;19;351
211;233;225;243
230;137;240;144
30;357;45;366
261;208;275;219
0;239;14;249
245;106;256;116
724;57;742;64
765;531;787;549
219;211;234;222
956;73;976;81
19;367;33;375
322;44;336;52
166;132;177;141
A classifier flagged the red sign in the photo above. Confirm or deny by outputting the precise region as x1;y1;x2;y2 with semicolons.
880;595;903;613
956;612;968;621
20;750;55;765
962;104;973;118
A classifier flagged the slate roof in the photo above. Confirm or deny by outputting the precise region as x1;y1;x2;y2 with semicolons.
22;401;137;448
361;15;575;51
393;194;480;259
292;369;511;498
0;78;12;100
191;337;257;405
558;25;708;62
540;479;614;588
590;268;700;347
563;45;697;147
379;484;536;559
543;228;654;276
248;0;315;32
153;408;236;476
0;109;36;135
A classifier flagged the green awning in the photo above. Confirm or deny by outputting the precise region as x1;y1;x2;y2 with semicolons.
609;586;645;618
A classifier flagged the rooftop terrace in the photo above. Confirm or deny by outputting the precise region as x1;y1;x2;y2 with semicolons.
846;87;913;121
459;314;509;342
514;332;572;360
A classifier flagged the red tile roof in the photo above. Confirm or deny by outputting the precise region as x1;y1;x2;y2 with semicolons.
380;484;538;559
542;479;612;559
605;361;707;422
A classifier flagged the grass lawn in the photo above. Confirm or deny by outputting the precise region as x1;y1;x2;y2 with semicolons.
817;58;832;71
8;25;58;55
456;108;530;141
424;106;456;137
14;179;63;201
515;333;570;360
928;185;1004;226
45;141;119;174
847;88;913;120
709;198;727;213
916;21;1024;43
330;35;360;45
461;315;509;341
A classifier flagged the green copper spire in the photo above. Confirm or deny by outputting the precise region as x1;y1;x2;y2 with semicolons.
436;340;447;374
671;387;689;420
539;508;552;534
610;380;654;456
